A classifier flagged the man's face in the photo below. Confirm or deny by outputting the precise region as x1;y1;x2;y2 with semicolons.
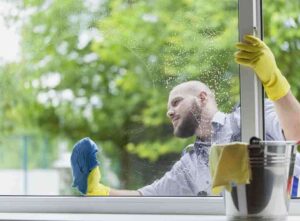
167;89;201;138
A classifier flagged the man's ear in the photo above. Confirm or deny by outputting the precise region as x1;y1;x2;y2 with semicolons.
198;91;208;104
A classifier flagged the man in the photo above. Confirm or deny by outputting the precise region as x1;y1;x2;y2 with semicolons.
71;35;300;196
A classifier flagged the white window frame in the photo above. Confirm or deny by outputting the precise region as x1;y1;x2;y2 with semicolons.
0;0;298;216
239;0;264;142
0;197;300;215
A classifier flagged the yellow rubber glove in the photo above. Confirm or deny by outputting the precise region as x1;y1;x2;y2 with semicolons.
87;166;110;196
235;35;290;101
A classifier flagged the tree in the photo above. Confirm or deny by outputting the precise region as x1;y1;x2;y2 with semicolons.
264;0;300;99
2;0;245;188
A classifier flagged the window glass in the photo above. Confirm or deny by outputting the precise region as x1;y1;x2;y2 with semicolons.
0;0;239;195
263;0;299;99
263;0;300;199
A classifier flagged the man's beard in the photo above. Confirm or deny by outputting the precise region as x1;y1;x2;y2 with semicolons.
174;101;201;138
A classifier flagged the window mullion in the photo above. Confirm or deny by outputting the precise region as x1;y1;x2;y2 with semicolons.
238;0;265;143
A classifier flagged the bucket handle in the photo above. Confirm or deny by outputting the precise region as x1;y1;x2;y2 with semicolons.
248;137;264;156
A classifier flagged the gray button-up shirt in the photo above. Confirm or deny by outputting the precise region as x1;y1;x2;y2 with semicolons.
138;100;284;196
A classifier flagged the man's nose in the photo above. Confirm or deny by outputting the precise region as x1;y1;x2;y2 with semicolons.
167;109;175;118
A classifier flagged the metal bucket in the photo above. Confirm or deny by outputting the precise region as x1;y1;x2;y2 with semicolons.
225;140;297;221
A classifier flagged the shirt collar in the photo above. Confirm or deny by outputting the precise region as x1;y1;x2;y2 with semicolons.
194;111;226;144
211;111;226;127
193;137;211;161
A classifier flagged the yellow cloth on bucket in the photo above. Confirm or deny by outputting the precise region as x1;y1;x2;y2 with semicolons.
209;142;252;195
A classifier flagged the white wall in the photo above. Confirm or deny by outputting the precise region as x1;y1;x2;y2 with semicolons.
0;169;59;195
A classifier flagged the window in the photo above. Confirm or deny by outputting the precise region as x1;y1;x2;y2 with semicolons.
0;0;299;216
0;0;239;196
263;0;300;199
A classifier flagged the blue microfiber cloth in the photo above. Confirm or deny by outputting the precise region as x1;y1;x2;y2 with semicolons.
71;137;99;194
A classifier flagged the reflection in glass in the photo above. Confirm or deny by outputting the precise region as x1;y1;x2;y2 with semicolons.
0;0;239;195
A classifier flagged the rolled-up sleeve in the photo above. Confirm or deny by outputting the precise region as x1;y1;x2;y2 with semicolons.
264;100;285;140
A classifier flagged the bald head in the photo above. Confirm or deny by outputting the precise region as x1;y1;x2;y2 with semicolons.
169;81;215;102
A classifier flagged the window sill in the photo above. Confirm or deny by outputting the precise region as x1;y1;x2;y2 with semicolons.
0;196;223;215
1;213;300;221
0;196;300;216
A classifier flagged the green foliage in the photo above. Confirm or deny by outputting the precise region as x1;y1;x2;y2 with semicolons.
0;0;239;188
263;0;300;98
0;135;57;169
2;0;299;189
127;137;194;162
